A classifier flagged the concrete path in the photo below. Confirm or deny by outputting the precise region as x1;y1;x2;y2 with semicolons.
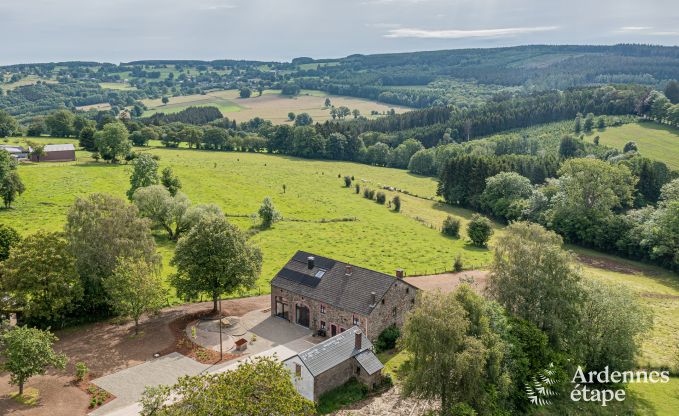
92;310;316;416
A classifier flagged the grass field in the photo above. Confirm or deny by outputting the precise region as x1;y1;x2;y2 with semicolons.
585;122;679;170
3;136;679;378
1;138;495;300
140;89;411;123
99;82;136;91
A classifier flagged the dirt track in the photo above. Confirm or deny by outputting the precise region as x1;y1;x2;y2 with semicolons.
0;296;269;416
405;270;488;294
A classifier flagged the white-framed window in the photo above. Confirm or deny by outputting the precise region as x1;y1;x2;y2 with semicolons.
320;304;326;314
353;315;360;326
295;363;302;377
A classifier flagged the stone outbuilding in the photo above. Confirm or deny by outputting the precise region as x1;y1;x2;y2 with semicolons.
283;326;383;401
270;251;418;342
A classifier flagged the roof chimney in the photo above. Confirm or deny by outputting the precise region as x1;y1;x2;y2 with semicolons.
354;330;362;350
307;256;315;270
345;265;353;276
371;292;376;306
396;269;404;279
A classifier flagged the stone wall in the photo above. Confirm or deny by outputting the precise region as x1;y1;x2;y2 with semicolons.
313;358;356;401
366;278;417;340
271;284;369;336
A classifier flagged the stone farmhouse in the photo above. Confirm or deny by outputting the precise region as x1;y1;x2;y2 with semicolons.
270;251;418;341
283;326;383;401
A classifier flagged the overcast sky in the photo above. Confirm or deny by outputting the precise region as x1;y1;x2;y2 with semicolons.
1;0;678;65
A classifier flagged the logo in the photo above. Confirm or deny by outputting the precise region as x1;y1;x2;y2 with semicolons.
525;363;559;406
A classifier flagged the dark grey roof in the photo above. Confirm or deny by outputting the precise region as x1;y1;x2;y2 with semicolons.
355;349;384;375
291;326;379;377
271;251;416;315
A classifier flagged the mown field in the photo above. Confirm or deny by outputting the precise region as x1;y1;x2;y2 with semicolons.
140;89;411;123
585;121;679;170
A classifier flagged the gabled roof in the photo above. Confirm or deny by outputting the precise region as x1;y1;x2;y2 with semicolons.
290;326;383;377
271;251;416;316
44;143;75;152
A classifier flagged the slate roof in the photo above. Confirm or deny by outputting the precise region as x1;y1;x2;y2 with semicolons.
44;143;75;152
355;349;384;375
291;326;383;377
271;251;416;316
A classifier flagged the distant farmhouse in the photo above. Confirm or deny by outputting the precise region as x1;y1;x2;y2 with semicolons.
0;145;30;160
30;143;76;162
271;251;418;341
284;326;383;401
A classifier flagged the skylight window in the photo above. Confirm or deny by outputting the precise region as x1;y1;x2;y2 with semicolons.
315;269;326;278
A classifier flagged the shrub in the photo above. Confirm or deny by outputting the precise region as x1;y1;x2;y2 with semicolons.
392;195;401;212
374;324;400;353
442;216;461;238
355;184;360;194
453;254;464;272
375;192;386;204
343;176;352;187
75;362;89;382
363;188;375;200
317;378;369;414
467;214;493;247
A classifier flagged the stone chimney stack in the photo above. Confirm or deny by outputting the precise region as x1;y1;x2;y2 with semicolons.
371;292;376;305
354;330;362;350
395;268;404;279
307;256;315;269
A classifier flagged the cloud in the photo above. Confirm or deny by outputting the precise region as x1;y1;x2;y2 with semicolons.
384;26;559;39
616;26;679;36
619;26;653;31
198;3;237;11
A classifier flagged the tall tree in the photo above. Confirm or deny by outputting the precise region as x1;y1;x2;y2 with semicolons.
45;109;75;137
132;185;191;240
0;231;82;324
64;193;160;314
0;326;67;396
0;171;25;208
171;215;261;313
94;121;131;163
487;222;582;350
104;257;167;334
400;286;509;415
127;153;159;199
0;110;19;138
140;356;315;416
664;80;679;104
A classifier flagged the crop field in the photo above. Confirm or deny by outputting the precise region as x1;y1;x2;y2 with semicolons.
585;122;679;170
3;137;679;375
99;82;137;91
141;89;411;122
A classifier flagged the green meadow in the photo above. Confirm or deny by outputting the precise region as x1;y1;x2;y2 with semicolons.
3;137;679;378
586;122;679;170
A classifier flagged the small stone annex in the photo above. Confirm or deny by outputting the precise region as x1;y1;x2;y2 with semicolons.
270;251;418;342
283;326;383;402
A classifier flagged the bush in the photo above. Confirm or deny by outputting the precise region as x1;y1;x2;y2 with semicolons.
392;195;401;212
442;216;461;238
467;214;493;247
317;378;369;414
355;184;360;194
374;324;400;353
375;192;386;204
343;176;352;187
363;188;375;200
75;362;89;382
453;254;464;272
